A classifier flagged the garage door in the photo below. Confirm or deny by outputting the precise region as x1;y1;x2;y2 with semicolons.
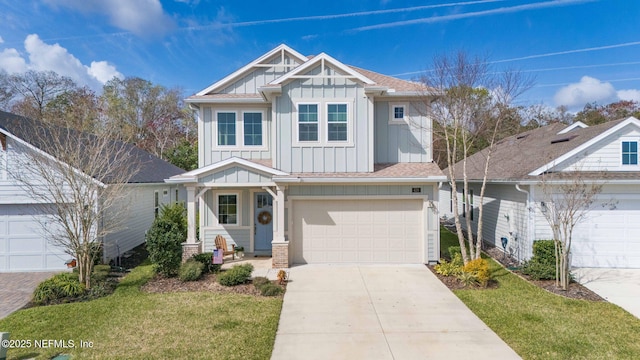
292;199;424;264
0;204;69;272
572;200;640;268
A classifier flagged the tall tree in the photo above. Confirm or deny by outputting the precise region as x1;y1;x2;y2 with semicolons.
43;86;101;132
421;52;533;264
574;100;640;125
2;70;77;119
8;118;140;288
101;77;185;158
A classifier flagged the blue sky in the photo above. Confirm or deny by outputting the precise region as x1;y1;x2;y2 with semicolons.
0;0;638;111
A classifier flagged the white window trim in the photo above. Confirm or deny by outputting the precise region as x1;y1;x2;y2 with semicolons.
214;109;240;149
389;102;409;124
325;101;354;146
293;101;322;146
293;99;354;147
241;110;268;150
621;139;639;167
215;191;242;227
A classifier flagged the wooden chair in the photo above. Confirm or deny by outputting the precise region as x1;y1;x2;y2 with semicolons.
215;234;235;260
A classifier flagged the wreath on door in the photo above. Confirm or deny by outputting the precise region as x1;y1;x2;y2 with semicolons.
258;210;272;225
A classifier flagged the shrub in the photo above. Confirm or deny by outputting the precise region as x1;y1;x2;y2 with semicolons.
521;240;557;280
462;258;491;287
457;271;479;287
146;203;189;277
218;264;254;286
33;273;86;305
252;276;271;288
448;246;462;260
434;253;464;276
179;260;204;281
259;283;283;296
191;252;222;274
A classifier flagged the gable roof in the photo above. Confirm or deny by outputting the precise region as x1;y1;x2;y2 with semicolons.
187;44;428;103
167;157;288;183
0;111;185;184
450;117;638;181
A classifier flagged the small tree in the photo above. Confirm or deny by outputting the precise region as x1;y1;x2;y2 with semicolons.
537;173;607;290
146;203;187;277
8;117;140;288
420;52;533;264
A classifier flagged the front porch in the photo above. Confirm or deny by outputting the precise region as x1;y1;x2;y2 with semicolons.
167;157;290;268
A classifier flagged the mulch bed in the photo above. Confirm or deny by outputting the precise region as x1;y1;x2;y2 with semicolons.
141;273;283;296
429;243;604;301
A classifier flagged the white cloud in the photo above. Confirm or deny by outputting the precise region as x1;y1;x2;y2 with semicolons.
553;76;618;109
617;89;640;102
44;0;174;37
0;48;28;73
0;34;122;89
0;36;4;44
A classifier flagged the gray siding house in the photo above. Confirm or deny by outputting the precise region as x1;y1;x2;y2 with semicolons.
0;111;185;272
169;44;445;268
441;117;640;268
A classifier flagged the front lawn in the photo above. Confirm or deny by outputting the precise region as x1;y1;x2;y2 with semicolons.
0;265;282;360
441;227;640;359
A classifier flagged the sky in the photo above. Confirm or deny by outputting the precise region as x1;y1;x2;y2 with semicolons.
0;0;638;112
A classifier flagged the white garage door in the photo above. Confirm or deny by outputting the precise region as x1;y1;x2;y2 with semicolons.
292;199;424;264
572;200;640;268
0;204;69;272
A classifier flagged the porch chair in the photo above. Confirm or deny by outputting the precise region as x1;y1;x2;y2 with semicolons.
214;234;235;260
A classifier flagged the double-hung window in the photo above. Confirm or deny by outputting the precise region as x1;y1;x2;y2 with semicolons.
622;141;638;165
217;112;236;146
243;112;262;146
327;104;348;141
298;104;318;142
218;194;238;225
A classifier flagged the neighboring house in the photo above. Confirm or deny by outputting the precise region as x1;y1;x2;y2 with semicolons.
0;111;186;272
440;117;640;268
168;44;445;268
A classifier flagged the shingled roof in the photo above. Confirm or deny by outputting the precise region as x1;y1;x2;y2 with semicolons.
449;119;627;181
0;111;185;184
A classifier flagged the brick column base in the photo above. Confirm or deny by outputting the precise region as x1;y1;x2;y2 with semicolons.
181;242;201;263
272;242;289;268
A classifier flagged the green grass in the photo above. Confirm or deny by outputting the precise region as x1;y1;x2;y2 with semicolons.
441;227;640;359
0;265;282;360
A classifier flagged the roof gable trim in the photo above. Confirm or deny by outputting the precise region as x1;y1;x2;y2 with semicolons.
270;53;375;86
167;157;288;183
528;116;640;176
557;121;588;134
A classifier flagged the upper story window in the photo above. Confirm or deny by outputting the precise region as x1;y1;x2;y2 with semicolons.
389;103;408;124
243;112;263;146
217;112;236;146
327;103;348;141
298;104;319;142
622;141;638;165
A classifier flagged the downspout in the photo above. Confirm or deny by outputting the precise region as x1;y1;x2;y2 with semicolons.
514;184;531;263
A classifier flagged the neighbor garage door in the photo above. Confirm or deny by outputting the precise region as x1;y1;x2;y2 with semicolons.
572;199;640;268
292;199;424;264
0;204;68;272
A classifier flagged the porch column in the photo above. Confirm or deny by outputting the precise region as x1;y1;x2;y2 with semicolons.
182;185;200;262
272;184;289;268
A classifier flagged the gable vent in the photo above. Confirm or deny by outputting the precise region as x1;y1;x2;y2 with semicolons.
550;134;578;144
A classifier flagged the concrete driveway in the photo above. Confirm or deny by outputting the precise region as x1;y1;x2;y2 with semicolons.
574;268;640;319
0;272;58;319
271;264;520;360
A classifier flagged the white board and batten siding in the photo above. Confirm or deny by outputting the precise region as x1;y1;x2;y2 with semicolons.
275;67;371;173
374;101;432;164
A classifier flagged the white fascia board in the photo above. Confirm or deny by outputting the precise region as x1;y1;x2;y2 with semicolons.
273;176;447;184
168;157;288;183
528;116;640;176
196;44;307;96
557;121;588;134
185;97;266;104
271;53;375;86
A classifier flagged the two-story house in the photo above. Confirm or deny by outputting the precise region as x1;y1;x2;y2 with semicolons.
168;44;445;268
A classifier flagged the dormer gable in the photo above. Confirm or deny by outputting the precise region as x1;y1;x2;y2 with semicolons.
557;121;588;134
196;44;308;97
